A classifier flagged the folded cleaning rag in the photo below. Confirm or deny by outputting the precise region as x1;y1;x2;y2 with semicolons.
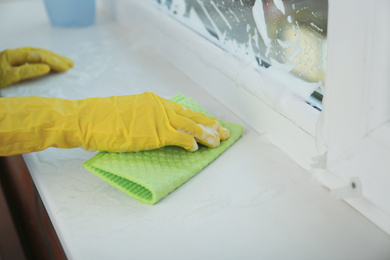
83;94;243;205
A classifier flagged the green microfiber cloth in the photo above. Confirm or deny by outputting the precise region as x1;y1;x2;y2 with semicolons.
83;94;243;205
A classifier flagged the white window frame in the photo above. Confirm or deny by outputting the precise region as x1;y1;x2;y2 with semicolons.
318;0;390;234
110;0;390;234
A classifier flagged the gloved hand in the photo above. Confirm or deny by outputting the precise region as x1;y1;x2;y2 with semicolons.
0;47;73;89
0;92;230;156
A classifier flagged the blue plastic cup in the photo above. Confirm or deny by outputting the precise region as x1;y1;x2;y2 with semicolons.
43;0;95;27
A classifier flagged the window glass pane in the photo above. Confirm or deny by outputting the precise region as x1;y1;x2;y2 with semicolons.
153;0;327;99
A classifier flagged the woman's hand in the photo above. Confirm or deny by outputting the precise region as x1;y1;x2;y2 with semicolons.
0;92;230;156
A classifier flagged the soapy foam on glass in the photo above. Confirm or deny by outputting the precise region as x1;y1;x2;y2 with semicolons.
155;0;326;100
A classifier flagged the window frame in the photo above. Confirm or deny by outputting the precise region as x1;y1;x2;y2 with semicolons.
318;0;390;234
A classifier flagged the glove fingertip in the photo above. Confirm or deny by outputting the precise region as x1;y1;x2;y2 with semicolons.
57;56;74;70
219;126;230;140
40;64;51;73
64;57;74;68
187;139;199;152
166;130;199;152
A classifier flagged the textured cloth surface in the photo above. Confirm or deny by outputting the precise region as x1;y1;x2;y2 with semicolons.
83;94;243;204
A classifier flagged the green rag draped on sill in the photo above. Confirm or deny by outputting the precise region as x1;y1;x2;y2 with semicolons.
83;94;243;205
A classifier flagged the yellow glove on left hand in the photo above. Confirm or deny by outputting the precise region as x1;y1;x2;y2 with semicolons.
0;47;74;89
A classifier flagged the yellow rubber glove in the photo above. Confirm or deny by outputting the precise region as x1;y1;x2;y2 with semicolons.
0;92;230;156
0;47;73;89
